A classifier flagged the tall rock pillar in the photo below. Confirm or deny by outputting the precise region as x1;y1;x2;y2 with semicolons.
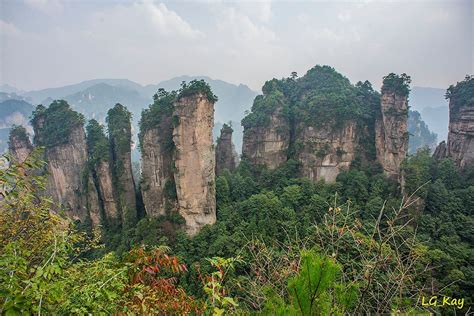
31;101;101;227
107;104;137;228
173;90;216;236
86;119;120;228
375;74;410;183
215;123;238;176
140;90;176;217
8;125;33;163
444;76;474;169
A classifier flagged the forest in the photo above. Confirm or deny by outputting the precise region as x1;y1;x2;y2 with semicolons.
1;75;473;315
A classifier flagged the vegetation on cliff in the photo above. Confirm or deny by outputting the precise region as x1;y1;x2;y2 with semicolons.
381;73;411;97
242;65;380;131
178;79;218;103
8;125;30;146
85;119;110;166
445;75;474;110
138;88;176;149
31;100;85;147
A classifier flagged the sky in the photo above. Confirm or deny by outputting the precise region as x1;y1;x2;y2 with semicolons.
0;0;472;92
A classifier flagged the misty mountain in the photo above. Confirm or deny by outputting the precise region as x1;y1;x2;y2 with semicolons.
0;99;35;152
410;86;449;141
408;110;437;154
0;84;22;94
14;76;257;154
62;83;149;123
23;79;146;105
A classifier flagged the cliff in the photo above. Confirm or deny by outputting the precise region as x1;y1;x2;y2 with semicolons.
296;121;360;182
31;101;101;226
215;123;238;176
241;66;382;183
439;76;474;169
173;89;217;236
375;74;410;183
139;90;176;217
86;119;120;227
242;81;290;169
8;125;33;163
107;104;137;228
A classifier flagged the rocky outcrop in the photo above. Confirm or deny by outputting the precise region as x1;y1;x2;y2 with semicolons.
173;92;216;236
242;106;290;170
442;77;474;169
86;119;120;227
296;121;360;182
375;76;409;182
107;104;137;228
241;66;386;183
8;125;33;163
433;140;447;160
215;124;238;176
32;101;101;226
140;119;175;217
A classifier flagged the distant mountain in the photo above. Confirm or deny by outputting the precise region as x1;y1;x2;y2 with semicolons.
0;91;31;103
0;99;35;152
23;79;146;105
410;86;449;141
5;76;257;156
0;84;22;94
408;110;437;154
63;83;149;124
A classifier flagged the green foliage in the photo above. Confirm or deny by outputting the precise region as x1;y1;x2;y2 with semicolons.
381;73;411;97
31;100;85;148
241;65;381;156
445;75;474;110
263;250;358;315
138;88;177;148
86;119;109;166
8;125;30;147
203;257;241;315
178;79;218;103
106;103;132;154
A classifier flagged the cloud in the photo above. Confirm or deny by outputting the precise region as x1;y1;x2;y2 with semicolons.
1;0;471;92
23;0;63;15
90;1;203;41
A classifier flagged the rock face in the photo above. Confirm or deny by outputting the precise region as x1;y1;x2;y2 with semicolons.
242;106;290;170
173;93;216;236
215;124;238;176
140;120;175;217
86;119;120;227
8;126;33;163
433;140;447;160
375;81;409;182
296;121;360;182
241;66;388;183
44;126;101;225
107;104;137;228
94;160;120;224
32;102;101;226
443;77;474;169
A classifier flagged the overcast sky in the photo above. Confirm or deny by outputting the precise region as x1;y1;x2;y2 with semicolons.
0;0;472;92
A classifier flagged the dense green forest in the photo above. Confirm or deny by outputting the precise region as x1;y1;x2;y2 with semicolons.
1;77;473;315
2;146;473;314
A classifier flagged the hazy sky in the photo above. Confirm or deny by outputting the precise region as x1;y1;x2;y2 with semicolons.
0;0;472;92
